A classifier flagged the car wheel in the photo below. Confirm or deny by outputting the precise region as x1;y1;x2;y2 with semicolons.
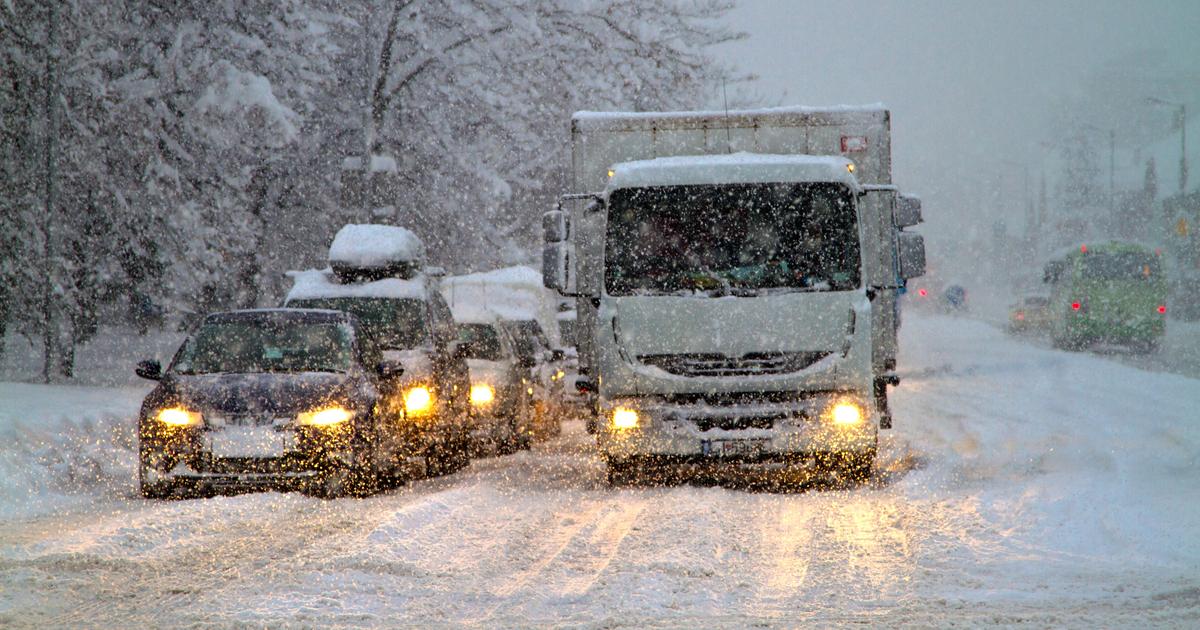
308;463;375;499
138;446;181;499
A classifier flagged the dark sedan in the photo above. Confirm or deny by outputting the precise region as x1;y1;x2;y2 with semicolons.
135;308;415;498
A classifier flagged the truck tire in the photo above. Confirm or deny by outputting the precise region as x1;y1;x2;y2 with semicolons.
832;448;876;484
605;458;640;486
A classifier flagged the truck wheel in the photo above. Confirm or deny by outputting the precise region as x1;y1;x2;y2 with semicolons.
605;458;640;486
832;448;876;484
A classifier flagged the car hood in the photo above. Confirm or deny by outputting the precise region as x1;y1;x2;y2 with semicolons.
163;372;358;418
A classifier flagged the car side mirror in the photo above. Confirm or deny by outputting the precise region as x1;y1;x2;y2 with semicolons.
377;360;405;379
135;359;162;381
548;348;566;362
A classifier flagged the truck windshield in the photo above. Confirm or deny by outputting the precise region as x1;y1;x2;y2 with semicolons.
605;183;860;296
285;297;428;350
1081;252;1162;282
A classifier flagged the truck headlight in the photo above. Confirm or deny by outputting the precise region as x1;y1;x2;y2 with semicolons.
156;407;201;427
829;401;864;426
612;407;639;430
470;383;495;406
297;406;354;427
404;386;434;416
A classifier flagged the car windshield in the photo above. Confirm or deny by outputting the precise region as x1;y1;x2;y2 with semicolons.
173;318;353;375
605;182;860;296
457;323;504;360
1081;252;1162;281
286;297;427;349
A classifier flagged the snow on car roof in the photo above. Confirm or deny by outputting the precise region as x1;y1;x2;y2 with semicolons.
328;224;425;268
607;152;860;191
285;269;427;302
573;104;887;130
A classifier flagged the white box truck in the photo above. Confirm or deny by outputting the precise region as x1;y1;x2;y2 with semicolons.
542;106;925;483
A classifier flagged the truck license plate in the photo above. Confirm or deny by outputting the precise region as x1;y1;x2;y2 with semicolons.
701;438;768;458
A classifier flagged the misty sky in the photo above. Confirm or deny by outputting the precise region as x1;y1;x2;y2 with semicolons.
716;0;1200;252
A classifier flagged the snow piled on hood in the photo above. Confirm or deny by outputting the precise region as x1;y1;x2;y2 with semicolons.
328;224;425;268
285;269;427;302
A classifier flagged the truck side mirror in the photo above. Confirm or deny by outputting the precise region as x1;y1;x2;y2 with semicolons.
895;195;923;228
542;241;574;293
542;210;569;243
897;232;926;280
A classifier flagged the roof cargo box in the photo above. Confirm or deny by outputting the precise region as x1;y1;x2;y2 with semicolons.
328;224;426;282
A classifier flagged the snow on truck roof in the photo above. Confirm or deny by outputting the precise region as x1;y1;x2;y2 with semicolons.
573;105;887;131
606;153;861;191
328;224;425;268
285;269;427;302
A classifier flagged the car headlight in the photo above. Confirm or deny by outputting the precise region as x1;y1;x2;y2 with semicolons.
404;386;434;416
612;407;639;430
829;401;864;426
156;407;202;427
470;383;495;406
297;406;354;427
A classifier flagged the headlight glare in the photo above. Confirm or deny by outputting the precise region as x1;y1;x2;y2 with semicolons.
298;406;354;427
612;407;639;430
830;401;864;426
404;386;434;415
156;407;201;426
470;383;495;406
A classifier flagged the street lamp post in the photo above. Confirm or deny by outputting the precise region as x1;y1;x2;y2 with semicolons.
1148;97;1188;192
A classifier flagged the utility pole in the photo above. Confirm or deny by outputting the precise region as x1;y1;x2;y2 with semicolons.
1148;97;1188;192
41;2;59;383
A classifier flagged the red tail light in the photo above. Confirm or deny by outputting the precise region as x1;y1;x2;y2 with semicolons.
1071;302;1081;311
918;288;928;297
1158;305;1167;314
1016;311;1025;321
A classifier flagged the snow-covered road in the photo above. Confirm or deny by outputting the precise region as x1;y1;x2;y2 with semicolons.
1;314;1198;627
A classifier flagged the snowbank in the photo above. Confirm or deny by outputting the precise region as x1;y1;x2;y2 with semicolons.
328;224;425;268
0;382;148;519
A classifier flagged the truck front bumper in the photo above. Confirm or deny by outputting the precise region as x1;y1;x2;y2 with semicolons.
595;394;877;461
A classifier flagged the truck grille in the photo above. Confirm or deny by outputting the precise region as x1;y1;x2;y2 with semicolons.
690;414;784;432
638;351;831;377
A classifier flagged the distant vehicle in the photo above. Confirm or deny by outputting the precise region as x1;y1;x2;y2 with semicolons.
1043;241;1167;351
454;318;534;454
941;284;968;312
284;224;472;477
1007;295;1051;333
134;309;412;498
499;318;568;439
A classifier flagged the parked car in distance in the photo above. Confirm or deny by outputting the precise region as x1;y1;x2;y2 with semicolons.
454;318;534;454
1008;295;1051;334
135;308;414;498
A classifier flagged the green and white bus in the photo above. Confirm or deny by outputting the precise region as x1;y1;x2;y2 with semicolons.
1042;241;1168;351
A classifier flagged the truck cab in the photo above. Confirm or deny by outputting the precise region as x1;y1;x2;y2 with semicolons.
543;108;925;484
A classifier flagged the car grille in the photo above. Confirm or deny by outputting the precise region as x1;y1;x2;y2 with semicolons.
690;414;785;432
639;351;831;377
